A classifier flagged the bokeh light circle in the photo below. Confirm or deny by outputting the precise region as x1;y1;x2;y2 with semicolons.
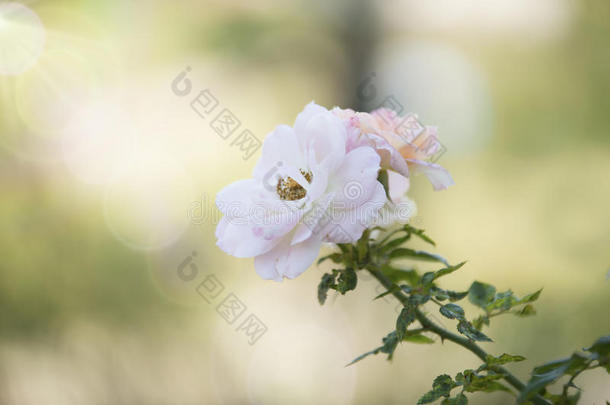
61;100;135;185
0;3;45;75
15;49;99;136
0;6;122;163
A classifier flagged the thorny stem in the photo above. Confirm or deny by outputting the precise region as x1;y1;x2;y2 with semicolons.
366;268;553;405
561;360;595;398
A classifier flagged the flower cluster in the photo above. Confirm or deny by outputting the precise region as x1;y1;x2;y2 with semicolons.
215;102;608;405
215;102;453;281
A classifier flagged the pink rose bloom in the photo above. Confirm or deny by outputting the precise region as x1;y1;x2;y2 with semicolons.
215;102;387;281
332;107;410;178
333;107;454;191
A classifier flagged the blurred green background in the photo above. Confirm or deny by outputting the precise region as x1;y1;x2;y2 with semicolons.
0;0;608;404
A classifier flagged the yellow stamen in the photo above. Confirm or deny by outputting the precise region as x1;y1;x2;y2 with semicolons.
276;169;313;201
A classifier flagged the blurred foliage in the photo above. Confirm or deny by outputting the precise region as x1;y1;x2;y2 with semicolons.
483;0;610;155
0;163;181;339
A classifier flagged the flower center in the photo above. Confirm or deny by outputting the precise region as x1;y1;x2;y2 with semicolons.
276;169;313;201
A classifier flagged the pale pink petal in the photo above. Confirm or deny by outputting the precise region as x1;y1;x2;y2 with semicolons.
215;179;267;218
330;146;381;208
324;181;387;243
294;102;328;150
367;133;410;177
254;235;322;281
373;196;417;227
216;217;284;258
253;124;304;181
290;192;334;245
330;106;356;121
302;111;347;172
406;159;455;191
388;170;410;203
216;178;301;224
303;160;329;202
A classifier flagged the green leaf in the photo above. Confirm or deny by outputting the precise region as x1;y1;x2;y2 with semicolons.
440;303;465;320
457;320;493;342
433;374;455;396
404;224;436;246
485;288;542;314
345;347;380;366
468;281;497;309
433;262;467;281
389;248;449;266
421;263;466;286
486;290;517;312
380;331;400;359
564;352;590;375
485;353;527;367
454;371;467;386
532;357;572;375
520;289;543;304
421;271;437;285
383;265;420;285
518;352;590;404
447;290;469;302
478;353;526;372
515;304;536;317
455;369;512;395
586;335;610;357
336;268;357;294
380;234;411;253
517;361;570;403
533;353;588;377
396;304;416;339
431;287;449;301
346;331;401;366
403;333;435;344
317;253;343;265
418;374;455;404
418;389;443;404
336;243;351;255
317;273;336;305
441;393;468;405
378;169;391;200
465;379;511;394
410;293;431;305
357;230;370;264
472;315;489;330
373;284;401;300
433;289;467;302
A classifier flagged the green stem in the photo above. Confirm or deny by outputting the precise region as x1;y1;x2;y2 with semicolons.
561;360;594;397
367;268;552;405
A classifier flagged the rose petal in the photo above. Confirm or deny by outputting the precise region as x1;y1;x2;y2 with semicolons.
302;111;347;172
330;146;381;208
254;235;322;281
324;181;387;243
253;124;304;181
216;217;286;258
406;159;455;191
